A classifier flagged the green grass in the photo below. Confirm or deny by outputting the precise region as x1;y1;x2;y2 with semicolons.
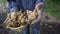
0;0;7;2
43;0;60;19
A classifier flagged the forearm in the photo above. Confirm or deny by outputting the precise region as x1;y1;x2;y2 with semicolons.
34;0;45;22
32;10;42;24
35;2;44;11
34;2;44;21
35;0;46;11
31;2;44;24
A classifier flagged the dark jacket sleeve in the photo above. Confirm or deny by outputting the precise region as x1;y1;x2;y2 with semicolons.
7;0;16;7
7;0;19;13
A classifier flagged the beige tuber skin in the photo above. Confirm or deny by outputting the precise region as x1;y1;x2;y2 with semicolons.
26;9;38;22
18;12;27;25
11;10;18;21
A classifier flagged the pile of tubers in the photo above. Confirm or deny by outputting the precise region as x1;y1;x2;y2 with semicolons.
4;9;38;28
27;9;38;21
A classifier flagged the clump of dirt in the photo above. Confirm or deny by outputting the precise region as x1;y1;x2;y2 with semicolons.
41;13;60;23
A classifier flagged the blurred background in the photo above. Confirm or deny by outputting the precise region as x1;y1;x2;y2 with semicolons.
0;0;60;34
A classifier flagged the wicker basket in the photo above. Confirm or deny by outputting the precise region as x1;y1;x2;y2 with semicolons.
8;24;27;32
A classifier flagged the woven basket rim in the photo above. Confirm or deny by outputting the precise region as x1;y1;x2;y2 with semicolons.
9;24;27;30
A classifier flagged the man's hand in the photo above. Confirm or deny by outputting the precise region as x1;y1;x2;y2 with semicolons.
25;19;31;24
31;10;42;24
31;2;43;24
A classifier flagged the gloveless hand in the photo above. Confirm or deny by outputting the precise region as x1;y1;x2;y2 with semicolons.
25;19;31;24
